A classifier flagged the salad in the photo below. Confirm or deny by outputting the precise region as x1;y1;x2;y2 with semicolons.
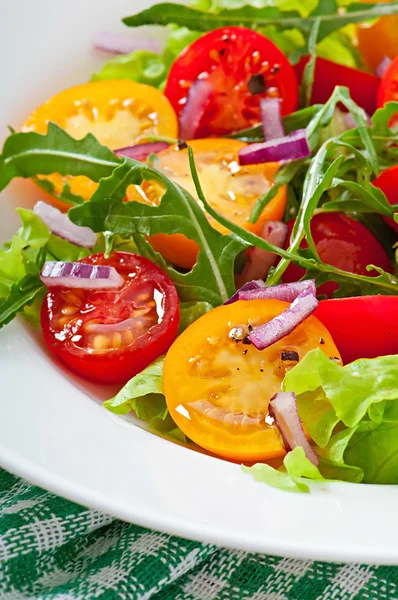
2;0;398;493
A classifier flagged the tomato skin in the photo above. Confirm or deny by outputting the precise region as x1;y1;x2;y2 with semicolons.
165;27;298;137
40;252;180;384
377;55;398;126
372;165;398;235
294;56;380;116
315;296;398;364
164;299;340;461
282;213;393;298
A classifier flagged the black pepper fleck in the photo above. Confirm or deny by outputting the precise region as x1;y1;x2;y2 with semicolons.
281;349;299;362
329;356;340;362
270;64;280;74
177;140;188;150
260;368;264;372
248;324;253;332
319;337;325;345
237;367;240;371
219;48;226;56
243;349;248;355
247;74;267;95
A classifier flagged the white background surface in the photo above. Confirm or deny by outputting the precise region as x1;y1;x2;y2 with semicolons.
1;0;398;565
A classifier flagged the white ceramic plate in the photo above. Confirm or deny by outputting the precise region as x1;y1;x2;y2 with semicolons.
1;0;398;565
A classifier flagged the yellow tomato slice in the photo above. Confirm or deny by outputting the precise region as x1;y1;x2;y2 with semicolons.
129;139;286;269
164;299;341;462
23;80;178;202
356;0;398;72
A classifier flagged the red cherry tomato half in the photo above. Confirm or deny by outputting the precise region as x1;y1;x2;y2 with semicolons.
40;252;180;384
294;56;380;116
315;296;398;364
282;213;393;297
377;55;398;126
372;165;398;235
165;26;299;137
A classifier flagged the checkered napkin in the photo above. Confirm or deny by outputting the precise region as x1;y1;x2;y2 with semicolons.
1;468;397;600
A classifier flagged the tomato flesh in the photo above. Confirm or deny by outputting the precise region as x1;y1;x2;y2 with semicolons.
294;56;380;116
316;296;398;364
129;138;286;268
282;213;393;297
377;55;398;126
165;27;298;137
40;252;180;384
372;165;398;235
164;299;340;461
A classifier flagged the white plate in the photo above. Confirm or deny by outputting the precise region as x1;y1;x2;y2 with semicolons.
1;0;398;566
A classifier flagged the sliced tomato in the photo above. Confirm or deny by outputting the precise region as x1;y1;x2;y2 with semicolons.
23;80;178;203
377;55;398;126
315;296;398;364
282;213;393;297
164;299;340;461
357;16;398;73
294;56;380;115
40;252;180;384
372;165;398;234
165;26;299;137
130;138;286;269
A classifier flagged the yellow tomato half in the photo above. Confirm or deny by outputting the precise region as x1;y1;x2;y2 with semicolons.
164;299;341;462
23;79;178;202
131;139;286;269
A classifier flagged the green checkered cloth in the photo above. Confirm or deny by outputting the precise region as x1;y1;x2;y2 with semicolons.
1;469;398;600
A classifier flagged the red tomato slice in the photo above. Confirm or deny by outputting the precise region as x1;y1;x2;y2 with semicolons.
40;252;180;384
372;165;398;235
315;296;398;364
294;56;380;116
377;55;398;126
282;213;393;297
165;26;299;137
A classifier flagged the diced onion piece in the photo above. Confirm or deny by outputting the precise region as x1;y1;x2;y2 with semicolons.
376;56;392;79
238;129;311;166
33;201;97;248
238;220;288;285
93;31;161;55
40;261;124;290
114;141;169;161
249;287;318;350
269;392;319;465
179;79;213;140
260;97;285;141
224;279;266;305
228;279;316;304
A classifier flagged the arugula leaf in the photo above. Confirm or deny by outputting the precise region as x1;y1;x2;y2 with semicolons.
122;1;398;42
0;122;120;192
299;17;320;108
69;159;249;306
243;446;324;494
179;301;213;332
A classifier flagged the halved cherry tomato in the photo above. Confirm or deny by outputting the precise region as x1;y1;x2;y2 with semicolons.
377;55;398;126
164;299;340;461
357;17;398;73
316;296;398;364
282;213;393;297
372;165;398;234
294;57;380;116
23;80;178;202
164;27;299;137
40;252;180;384
132;139;286;269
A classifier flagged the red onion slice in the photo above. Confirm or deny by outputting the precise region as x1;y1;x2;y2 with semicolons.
228;279;316;304
260;97;285;141
179;79;213;140
224;279;266;305
269;392;319;465
93;31;161;55
238;129;311;166
40;261;124;290
238;221;288;285
249;287;319;350
33;201;97;248
114;141;169;161
376;56;392;79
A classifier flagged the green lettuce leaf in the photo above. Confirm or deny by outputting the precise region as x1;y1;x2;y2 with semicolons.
179;301;213;332
243;446;324;493
284;350;398;433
